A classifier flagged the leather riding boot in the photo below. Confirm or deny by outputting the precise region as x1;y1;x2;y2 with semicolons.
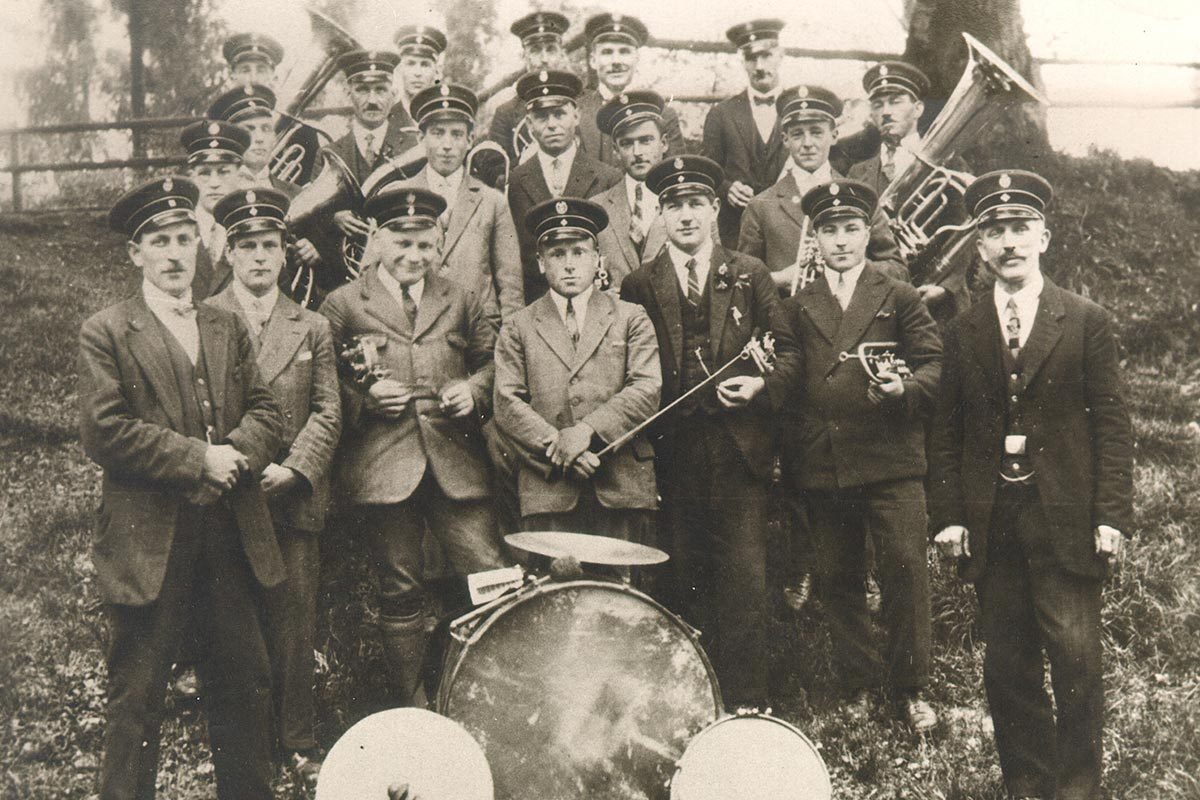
379;611;430;708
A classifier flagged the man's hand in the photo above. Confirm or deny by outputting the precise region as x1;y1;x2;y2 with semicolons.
365;378;412;420
727;181;755;208
867;370;905;405
934;525;971;559
772;263;799;290
388;783;420;800
333;210;371;238
546;423;594;470
185;482;224;506
1095;524;1124;560
260;463;300;496
203;444;249;490
293;237;320;267
717;375;765;408
917;284;948;306
570;451;602;480
439;381;475;419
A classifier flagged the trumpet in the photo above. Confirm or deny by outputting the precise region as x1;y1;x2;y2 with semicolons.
838;342;912;382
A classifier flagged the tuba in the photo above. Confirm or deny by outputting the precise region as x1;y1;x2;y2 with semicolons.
269;8;362;186
879;33;1049;284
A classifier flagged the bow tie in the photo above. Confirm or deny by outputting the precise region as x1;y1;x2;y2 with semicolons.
752;94;777;107
167;301;196;318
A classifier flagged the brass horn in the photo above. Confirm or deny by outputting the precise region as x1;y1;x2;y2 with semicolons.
878;33;1049;284
268;8;363;186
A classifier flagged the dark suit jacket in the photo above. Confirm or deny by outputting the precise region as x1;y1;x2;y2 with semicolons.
507;149;623;301
576;87;685;165
928;278;1134;581
738;168;908;284
486;91;530;163
780;263;942;490
326;118;420;189
590;179;668;291
192;242;232;301
209;288;342;532
701;90;788;248
494;290;662;515
78;297;286;606
619;245;802;478
320;269;497;505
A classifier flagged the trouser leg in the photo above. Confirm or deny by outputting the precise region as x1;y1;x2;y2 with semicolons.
484;421;522;536
195;509;275;800
263;523;319;752
865;479;932;691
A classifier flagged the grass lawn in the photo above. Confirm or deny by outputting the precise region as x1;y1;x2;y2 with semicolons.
2;151;1199;798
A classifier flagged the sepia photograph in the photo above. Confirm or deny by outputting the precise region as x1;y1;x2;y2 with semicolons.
0;0;1197;797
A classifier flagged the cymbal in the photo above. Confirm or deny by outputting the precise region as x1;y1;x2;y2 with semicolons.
316;708;493;800
505;531;669;567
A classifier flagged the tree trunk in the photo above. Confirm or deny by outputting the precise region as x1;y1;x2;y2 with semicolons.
128;0;145;158
903;0;1049;167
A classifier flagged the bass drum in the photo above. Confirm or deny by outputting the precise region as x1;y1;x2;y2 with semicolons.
670;713;831;800
439;579;722;800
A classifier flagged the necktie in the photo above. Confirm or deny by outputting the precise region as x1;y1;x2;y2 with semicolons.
685;258;702;306
247;298;269;337
169;300;196;318
882;142;898;183
401;285;418;327
753;94;776;106
835;272;850;310
549;157;565;196
564;299;579;347
1005;297;1021;358
364;132;377;164
630;184;646;247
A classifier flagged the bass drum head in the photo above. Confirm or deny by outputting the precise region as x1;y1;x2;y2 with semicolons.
441;580;722;800
670;714;831;800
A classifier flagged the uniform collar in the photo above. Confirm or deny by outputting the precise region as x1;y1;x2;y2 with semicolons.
377;265;424;308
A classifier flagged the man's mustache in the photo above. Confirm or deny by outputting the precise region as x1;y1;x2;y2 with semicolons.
363;103;383;112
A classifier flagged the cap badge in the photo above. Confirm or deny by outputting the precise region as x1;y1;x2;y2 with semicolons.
539;70;548;81
797;85;808;97
829;183;840;195
167;199;177;208
243;85;254;96
207;122;220;135
673;157;684;169
249;207;258;216
556;200;569;214
209;139;219;148
163;178;173;191
441;100;450;108
880;79;890;87
559;219;568;226
1000;193;1011;202
537;24;545;33
998;173;1012;188
832;198;841;206
879;64;889;76
440;85;450;96
406;193;417;204
748;33;757;42
677;175;685;183
799;101;808;109
246;190;256;203
369;63;377;72
613;23;622;32
619;93;628;104
542;87;549;95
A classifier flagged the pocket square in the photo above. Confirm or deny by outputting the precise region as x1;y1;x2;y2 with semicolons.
875;310;895;319
297;350;313;362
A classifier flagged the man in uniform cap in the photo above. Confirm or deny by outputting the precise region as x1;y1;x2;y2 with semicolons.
181;119;252;299
576;13;684;166
494;197;661;558
590;90;674;289
849;60;974;323
388;25;448;137
701;18;789;248
931;170;1132;800
394;83;524;321
207;187;340;787
739;84;906;296
487;11;572;163
221;31;324;187
82;176;286;799
208;84;300;197
619;155;801;708
319;187;506;707
779;178;942;731
508;69;622;302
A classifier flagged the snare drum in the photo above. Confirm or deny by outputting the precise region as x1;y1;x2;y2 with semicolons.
670;713;831;800
439;579;722;800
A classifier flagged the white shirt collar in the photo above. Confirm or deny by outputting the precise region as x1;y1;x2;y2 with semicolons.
427;165;464;199
352;118;388;160
377;266;424;310
993;270;1044;345
824;260;866;297
790;160;834;191
252;164;273;184
668;239;713;294
537;142;577;175
231;280;279;317
549;285;593;330
142;278;193;310
597;83;617;101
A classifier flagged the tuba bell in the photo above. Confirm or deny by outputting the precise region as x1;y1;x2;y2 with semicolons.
268;8;363;186
878;33;1049;284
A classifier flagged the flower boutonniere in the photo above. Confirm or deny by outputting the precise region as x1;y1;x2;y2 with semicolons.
713;263;731;291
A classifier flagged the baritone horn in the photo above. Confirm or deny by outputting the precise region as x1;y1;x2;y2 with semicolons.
269;8;363;185
878;32;1050;284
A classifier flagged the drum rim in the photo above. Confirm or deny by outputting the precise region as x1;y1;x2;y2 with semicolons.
437;579;724;718
671;712;832;794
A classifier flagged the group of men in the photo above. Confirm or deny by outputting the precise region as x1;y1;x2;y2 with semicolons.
79;13;1133;800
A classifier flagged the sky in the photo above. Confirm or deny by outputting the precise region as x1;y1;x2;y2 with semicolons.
0;0;1198;167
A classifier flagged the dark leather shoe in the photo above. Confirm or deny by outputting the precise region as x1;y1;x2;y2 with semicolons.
897;690;938;732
